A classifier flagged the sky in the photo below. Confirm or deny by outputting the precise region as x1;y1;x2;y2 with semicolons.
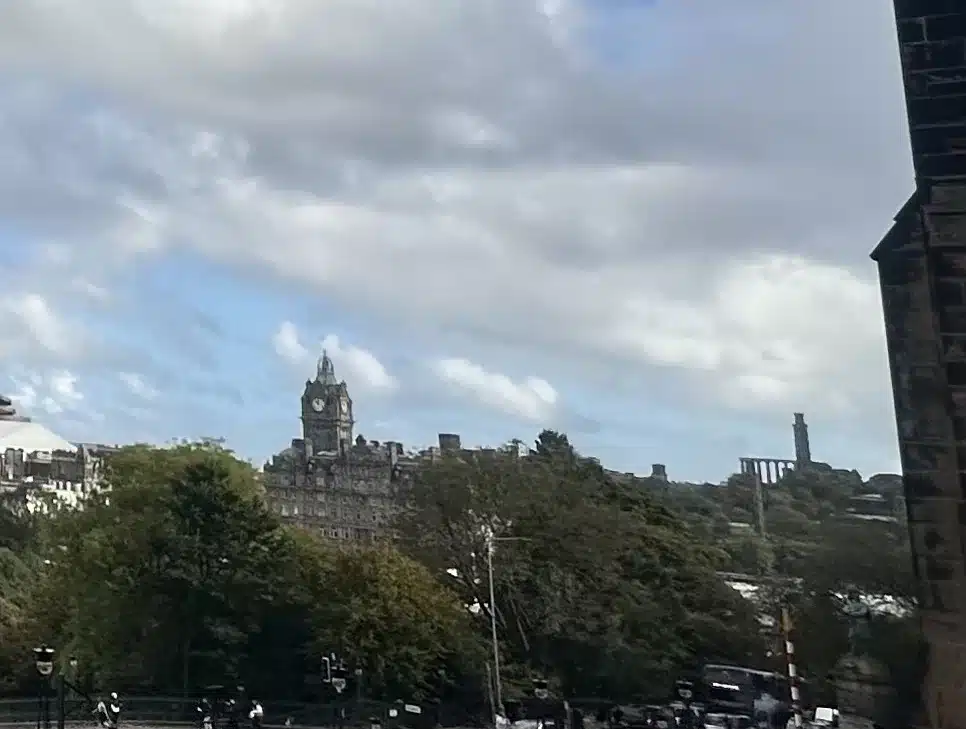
0;0;915;483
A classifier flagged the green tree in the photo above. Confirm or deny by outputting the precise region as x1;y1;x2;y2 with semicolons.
0;546;41;690
306;541;484;701
397;430;764;701
30;443;300;694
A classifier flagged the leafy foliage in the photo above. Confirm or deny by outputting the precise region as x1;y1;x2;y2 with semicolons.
0;433;919;708
308;543;484;701
8;443;474;700
396;431;763;700
658;466;917;701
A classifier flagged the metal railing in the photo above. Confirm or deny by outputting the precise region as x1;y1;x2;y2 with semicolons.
0;697;481;729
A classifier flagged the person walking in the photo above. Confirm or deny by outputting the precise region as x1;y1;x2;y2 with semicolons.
249;700;264;729
224;698;240;729
108;693;122;729
93;700;112;729
198;697;213;729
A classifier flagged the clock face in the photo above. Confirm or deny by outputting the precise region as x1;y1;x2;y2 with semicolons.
311;397;325;412
341;397;349;413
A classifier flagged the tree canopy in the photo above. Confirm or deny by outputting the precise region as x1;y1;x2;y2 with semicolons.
3;443;477;700
396;431;763;700
657;467;918;704
0;432;919;709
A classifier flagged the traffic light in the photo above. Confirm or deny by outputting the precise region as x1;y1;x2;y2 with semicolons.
330;657;348;694
674;679;694;702
532;678;549;699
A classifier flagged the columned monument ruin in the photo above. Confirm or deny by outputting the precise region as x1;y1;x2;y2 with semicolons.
738;412;812;485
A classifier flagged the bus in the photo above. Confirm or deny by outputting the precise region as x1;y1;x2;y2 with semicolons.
700;664;809;726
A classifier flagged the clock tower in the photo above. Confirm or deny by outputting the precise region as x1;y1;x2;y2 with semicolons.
300;350;354;454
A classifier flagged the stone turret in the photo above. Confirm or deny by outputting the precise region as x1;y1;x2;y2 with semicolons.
438;433;462;452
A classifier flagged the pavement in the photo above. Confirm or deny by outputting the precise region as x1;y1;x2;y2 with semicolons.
0;724;329;729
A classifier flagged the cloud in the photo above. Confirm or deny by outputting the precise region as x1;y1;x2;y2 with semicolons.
9;370;84;416
70;278;110;303
0;0;913;477
598;254;886;414
272;321;306;364
118;372;159;400
0;1;905;414
433;358;558;422
321;334;397;393
0;294;77;359
272;322;397;392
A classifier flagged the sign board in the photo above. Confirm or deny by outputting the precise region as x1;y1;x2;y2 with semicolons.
404;704;421;714
332;678;347;694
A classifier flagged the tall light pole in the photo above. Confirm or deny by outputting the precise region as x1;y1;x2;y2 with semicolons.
750;470;802;729
486;532;502;719
485;531;530;720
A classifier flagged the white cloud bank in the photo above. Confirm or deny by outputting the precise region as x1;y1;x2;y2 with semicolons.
433;358;558;423
272;321;397;393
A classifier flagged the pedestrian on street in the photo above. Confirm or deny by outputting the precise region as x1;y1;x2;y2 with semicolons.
249;699;264;729
198;697;213;729
108;693;122;729
93;698;116;729
224;698;240;729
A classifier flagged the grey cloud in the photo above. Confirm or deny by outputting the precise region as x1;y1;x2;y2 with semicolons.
0;0;911;269
0;0;913;433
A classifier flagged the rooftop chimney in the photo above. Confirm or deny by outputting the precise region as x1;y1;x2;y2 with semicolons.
438;433;462;452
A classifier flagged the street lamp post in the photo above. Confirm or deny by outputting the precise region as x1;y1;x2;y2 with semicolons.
485;532;531;722
33;646;55;729
323;653;349;729
485;533;502;720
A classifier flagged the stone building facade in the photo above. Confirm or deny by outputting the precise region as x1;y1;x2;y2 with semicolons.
0;394;114;511
262;353;461;540
877;6;966;727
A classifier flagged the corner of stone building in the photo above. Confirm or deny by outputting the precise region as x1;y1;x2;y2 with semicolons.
917;634;966;729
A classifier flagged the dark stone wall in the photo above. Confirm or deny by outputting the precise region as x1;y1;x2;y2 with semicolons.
880;5;966;726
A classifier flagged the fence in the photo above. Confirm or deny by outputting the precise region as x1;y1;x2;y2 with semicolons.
0;696;482;729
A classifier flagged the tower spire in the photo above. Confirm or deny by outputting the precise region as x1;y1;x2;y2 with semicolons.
316;349;336;384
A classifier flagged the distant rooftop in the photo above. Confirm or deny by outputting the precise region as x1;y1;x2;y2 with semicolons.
0;394;28;422
0;394;79;453
0;419;76;454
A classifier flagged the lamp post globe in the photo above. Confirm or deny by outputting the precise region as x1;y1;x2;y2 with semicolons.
33;646;55;677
